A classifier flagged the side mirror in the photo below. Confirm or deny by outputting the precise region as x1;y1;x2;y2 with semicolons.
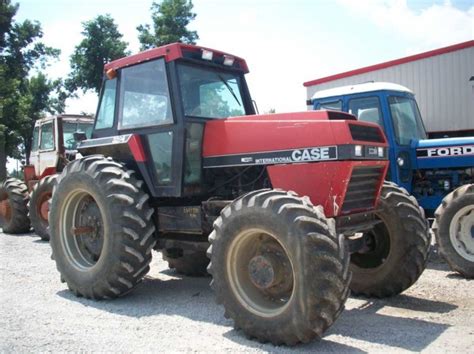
73;131;87;142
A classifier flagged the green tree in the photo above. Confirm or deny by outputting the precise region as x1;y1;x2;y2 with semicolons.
137;0;198;50
0;0;62;180
67;15;129;94
0;0;18;48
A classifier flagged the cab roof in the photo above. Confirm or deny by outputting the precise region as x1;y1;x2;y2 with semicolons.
35;114;94;126
311;82;413;100
104;43;249;73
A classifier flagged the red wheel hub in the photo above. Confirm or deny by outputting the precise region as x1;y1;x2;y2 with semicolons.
37;192;52;222
0;199;12;222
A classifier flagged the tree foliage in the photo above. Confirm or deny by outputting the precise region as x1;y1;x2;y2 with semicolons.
137;0;198;50
67;15;129;94
0;0;63;179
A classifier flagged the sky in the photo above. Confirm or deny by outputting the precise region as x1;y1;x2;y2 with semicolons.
14;0;474;115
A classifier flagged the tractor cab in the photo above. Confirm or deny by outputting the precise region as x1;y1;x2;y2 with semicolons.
28;115;94;182
80;43;255;198
310;83;428;191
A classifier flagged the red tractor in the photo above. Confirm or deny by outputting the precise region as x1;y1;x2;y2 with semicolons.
48;44;430;345
0;115;93;240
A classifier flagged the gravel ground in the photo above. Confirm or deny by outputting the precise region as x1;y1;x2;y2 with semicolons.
0;231;473;353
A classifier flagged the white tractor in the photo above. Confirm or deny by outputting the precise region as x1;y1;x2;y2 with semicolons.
0;114;94;240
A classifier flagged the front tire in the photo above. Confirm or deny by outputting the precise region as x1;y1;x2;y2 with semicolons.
350;181;430;297
49;155;156;299
433;184;474;278
208;189;350;345
29;174;57;241
0;178;30;234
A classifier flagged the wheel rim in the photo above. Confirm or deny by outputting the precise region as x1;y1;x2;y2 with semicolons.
36;191;52;223
226;228;294;317
449;205;474;262
351;221;391;270
60;189;105;270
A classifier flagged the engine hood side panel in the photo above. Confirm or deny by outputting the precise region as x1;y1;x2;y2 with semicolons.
414;137;474;169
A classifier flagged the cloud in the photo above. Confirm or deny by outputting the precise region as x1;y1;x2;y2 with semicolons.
337;0;474;52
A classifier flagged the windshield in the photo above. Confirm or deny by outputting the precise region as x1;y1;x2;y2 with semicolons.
63;122;93;150
177;64;246;119
388;96;427;145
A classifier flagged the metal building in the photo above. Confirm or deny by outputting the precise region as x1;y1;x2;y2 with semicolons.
304;41;474;136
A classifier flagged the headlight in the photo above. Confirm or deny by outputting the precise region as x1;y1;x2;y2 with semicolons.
444;180;450;191
355;145;363;157
397;156;405;167
201;49;213;61
378;147;384;157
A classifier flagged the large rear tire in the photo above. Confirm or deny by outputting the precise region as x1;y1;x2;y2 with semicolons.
49;155;156;299
350;181;430;297
29;174;57;241
162;249;209;276
0;178;30;234
433;184;474;278
208;189;350;345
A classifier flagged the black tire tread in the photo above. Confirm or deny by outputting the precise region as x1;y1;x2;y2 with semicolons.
433;184;474;278
0;178;30;233
350;182;430;298
207;189;350;345
28;174;57;240
162;250;209;276
50;155;156;299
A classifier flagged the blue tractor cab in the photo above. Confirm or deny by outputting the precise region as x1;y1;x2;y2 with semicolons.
309;82;474;277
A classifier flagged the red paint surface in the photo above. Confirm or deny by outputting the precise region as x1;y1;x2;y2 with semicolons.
304;40;474;87
268;160;388;217
23;165;37;185
39;167;57;179
39;198;50;220
128;135;147;162
104;43;249;73
203;111;386;157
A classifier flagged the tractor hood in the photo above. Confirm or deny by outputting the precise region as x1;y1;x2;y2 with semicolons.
202;111;388;167
413;137;474;169
202;111;389;218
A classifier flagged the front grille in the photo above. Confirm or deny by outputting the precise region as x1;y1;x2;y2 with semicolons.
349;124;384;143
342;166;383;212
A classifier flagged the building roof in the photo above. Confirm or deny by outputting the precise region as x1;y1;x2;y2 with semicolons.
304;40;474;87
311;82;412;100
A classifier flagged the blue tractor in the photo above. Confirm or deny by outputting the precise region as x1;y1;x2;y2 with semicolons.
309;82;474;278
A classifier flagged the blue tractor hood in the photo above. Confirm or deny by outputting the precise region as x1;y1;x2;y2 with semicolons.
413;137;474;169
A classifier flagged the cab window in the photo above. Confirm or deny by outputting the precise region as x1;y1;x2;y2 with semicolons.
63;122;94;150
178;64;246;119
389;96;427;145
31;126;40;152
119;59;172;129
148;132;173;185
39;122;54;150
318;100;342;111
348;96;384;129
95;78;117;130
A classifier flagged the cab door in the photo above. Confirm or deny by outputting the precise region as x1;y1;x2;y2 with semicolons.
37;119;59;176
30;125;40;176
117;58;183;197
